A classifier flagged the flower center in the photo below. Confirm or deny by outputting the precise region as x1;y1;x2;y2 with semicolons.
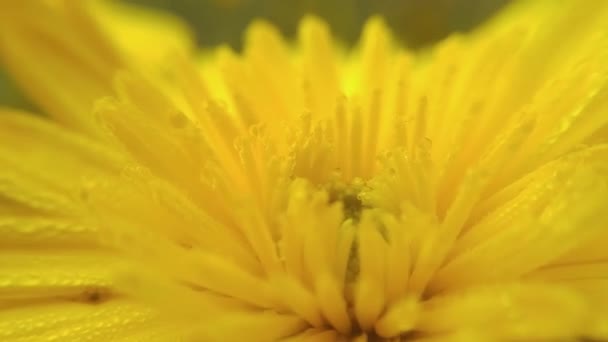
325;177;370;223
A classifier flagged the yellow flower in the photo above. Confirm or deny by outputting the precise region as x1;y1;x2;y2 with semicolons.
1;0;608;341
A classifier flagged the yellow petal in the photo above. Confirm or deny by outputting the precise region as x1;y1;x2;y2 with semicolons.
0;299;158;341
419;282;589;340
0;1;125;136
432;146;608;291
0;108;123;213
89;0;195;69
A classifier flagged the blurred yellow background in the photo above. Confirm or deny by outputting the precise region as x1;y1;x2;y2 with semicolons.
0;0;509;109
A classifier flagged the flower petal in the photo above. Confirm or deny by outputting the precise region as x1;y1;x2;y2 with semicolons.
418;282;589;340
0;299;159;341
0;109;124;213
432;146;608;291
89;0;194;69
0;1;126;136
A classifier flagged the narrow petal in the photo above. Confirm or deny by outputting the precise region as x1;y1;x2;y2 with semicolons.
432;146;608;291
0;1;125;136
89;0;194;69
0;109;124;214
0;299;159;341
418;282;589;340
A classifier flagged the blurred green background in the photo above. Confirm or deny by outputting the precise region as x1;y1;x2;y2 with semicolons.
127;0;510;49
0;0;509;109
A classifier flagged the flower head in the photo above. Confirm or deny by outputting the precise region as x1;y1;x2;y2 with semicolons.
1;1;608;341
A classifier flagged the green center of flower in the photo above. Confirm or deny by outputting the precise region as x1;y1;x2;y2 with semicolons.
325;177;370;223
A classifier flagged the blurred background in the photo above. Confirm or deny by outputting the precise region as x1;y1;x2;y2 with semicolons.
0;0;510;109
126;0;510;49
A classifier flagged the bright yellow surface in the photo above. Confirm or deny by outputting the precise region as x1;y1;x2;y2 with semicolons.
1;0;608;340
